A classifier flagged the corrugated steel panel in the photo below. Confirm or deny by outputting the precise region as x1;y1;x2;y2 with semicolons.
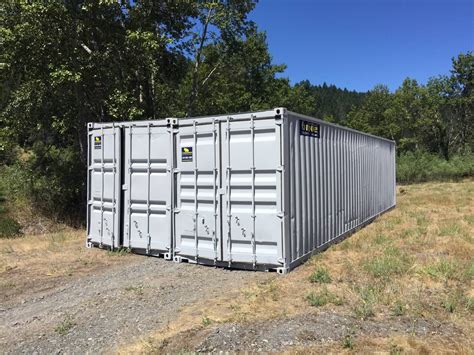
283;111;396;271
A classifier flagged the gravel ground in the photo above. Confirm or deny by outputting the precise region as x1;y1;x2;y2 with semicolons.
0;257;269;354
160;311;466;353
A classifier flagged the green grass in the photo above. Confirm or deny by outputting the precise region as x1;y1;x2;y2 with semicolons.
391;300;405;316
125;285;144;295
352;285;380;319
438;222;462;236
306;288;343;307
424;259;473;283
362;247;412;279
467;297;474;312
308;266;332;283
373;234;390;245
423;259;461;281
55;314;75;335
464;215;474;225
107;247;130;256
201;316;212;326
341;334;354;349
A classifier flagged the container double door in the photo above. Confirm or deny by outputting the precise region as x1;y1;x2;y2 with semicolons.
122;125;173;255
174;118;283;266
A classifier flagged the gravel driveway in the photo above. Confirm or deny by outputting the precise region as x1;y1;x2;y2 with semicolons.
0;257;269;354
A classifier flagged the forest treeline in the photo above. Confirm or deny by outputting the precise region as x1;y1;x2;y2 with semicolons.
0;1;473;223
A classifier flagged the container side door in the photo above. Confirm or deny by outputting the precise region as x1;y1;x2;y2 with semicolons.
122;125;172;255
175;121;221;262
87;127;121;248
222;117;283;266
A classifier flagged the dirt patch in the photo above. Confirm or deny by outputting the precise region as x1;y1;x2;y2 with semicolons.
158;311;466;353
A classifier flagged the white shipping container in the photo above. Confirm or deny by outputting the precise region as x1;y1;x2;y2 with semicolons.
87;108;396;273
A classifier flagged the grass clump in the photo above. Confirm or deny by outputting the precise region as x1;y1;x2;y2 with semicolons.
202;316;212;326
466;297;474;312
353;285;380;319
438;222;462;236
341;333;354;349
107;247;130;256
441;289;466;314
308;266;331;284
362;247;412;279
306;288;343;307
424;258;466;281
373;234;390;245
125;285;144;295
391;300;405;316
464;215;474;225
443;299;456;313
55;314;75;335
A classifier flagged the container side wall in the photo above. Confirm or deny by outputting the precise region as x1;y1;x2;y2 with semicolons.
285;113;396;267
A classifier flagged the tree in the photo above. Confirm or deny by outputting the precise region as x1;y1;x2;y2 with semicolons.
347;52;474;159
0;1;196;220
0;0;290;221
185;0;257;117
347;85;399;140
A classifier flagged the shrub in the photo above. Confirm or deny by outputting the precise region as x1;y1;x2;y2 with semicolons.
0;185;22;238
0;143;86;224
0;217;21;238
396;152;474;183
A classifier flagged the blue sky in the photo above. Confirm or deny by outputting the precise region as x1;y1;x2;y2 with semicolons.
249;0;474;92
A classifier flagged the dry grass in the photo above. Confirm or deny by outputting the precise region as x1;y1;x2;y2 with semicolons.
0;229;138;302
123;179;474;353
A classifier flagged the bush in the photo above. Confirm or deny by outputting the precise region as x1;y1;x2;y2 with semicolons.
0;216;21;238
0;143;85;224
0;185;22;238
397;152;474;183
